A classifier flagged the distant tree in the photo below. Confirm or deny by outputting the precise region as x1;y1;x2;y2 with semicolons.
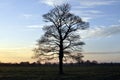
92;60;98;64
85;60;91;64
33;4;89;74
74;53;84;64
20;62;30;65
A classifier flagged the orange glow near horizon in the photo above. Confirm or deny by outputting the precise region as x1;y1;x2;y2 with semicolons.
0;48;36;63
0;47;120;63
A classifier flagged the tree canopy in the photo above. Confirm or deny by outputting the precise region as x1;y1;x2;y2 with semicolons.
33;4;89;74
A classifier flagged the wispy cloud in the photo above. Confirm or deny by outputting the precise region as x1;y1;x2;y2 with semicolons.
40;0;68;6
39;0;118;21
71;10;103;21
40;0;118;7
80;24;120;39
21;14;41;20
25;25;43;31
27;25;43;29
71;10;102;16
72;0;118;20
23;14;33;19
77;0;118;8
86;10;102;14
81;17;92;22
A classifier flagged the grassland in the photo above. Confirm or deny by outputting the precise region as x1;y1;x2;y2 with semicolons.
0;65;120;80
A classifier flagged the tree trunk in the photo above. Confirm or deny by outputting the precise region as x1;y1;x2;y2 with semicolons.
59;54;63;74
59;40;64;74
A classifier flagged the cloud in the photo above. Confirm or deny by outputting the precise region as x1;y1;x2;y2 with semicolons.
71;10;102;16
71;10;103;21
27;25;43;29
40;0;68;6
25;25;44;31
23;14;33;19
71;0;119;21
86;10;102;14
81;17;92;22
39;0;118;21
77;0;118;8
40;0;118;7
80;25;120;39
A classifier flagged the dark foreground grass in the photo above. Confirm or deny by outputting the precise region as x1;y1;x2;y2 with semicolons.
0;65;120;80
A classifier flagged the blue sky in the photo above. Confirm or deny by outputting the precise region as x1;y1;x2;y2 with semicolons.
0;0;120;63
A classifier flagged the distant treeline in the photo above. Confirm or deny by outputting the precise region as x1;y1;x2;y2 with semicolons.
0;60;120;66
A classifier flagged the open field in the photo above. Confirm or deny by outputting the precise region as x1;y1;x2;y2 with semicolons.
0;65;120;80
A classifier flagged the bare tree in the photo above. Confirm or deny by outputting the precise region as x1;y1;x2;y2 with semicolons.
33;4;89;74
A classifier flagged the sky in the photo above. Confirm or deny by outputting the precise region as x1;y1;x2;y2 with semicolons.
0;0;120;63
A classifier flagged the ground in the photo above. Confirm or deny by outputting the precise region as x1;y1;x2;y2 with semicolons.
0;65;120;80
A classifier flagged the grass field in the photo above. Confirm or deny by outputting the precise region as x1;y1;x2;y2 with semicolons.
0;65;120;80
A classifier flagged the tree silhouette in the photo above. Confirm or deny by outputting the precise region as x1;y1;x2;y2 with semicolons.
33;4;89;74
